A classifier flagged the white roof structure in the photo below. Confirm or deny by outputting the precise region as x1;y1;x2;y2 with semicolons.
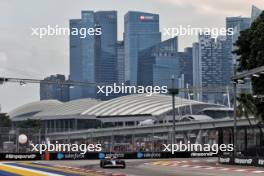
9;94;223;120
81;94;219;117
9;100;62;118
35;99;100;117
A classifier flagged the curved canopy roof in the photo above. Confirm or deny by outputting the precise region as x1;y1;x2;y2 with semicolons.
9;100;62;118
35;99;100;117
81;94;216;116
9;94;223;120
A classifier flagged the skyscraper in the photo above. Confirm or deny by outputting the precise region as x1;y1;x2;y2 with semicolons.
138;37;193;94
124;11;161;86
95;11;118;85
251;5;262;23
193;35;229;103
138;37;178;87
40;74;69;102
226;16;251;65
192;42;202;101
94;11;118;100
117;41;125;84
225;6;262;95
181;47;193;87
69;11;96;100
69;11;118;100
193;6;262;104
226;6;262;65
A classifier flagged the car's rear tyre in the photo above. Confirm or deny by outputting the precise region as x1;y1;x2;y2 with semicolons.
100;161;105;168
121;161;126;169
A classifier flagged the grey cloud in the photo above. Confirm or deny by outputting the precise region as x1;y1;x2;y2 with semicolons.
153;0;264;16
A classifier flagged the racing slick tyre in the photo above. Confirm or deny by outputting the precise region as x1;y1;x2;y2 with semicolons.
120;161;126;169
100;160;105;168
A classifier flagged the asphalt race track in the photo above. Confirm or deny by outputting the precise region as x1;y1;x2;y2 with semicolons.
87;158;264;176
1;158;264;176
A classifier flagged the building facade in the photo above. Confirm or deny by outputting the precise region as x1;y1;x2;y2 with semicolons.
226;16;251;66
181;47;193;87
138;37;193;94
40;74;69;102
94;11;118;100
69;11;118;100
193;35;230;104
69;11;96;100
95;11;118;85
117;41;125;84
225;6;262;95
124;11;161;86
251;5;262;23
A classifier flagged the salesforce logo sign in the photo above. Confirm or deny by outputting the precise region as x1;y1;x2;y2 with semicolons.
57;153;64;160
98;152;105;159
137;152;144;158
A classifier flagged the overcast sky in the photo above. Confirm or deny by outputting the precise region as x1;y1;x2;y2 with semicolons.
0;0;263;112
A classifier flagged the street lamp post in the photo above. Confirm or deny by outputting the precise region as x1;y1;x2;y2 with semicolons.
233;65;237;157
168;75;179;144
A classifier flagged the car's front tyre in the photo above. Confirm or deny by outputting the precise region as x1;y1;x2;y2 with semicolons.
100;160;105;168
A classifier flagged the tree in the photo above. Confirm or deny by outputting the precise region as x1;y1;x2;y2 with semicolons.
17;119;41;129
234;11;264;121
0;113;11;127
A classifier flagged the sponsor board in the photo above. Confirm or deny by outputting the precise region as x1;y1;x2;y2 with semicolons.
0;152;217;160
219;156;264;167
257;159;264;166
0;153;42;160
234;158;254;165
45;152;217;160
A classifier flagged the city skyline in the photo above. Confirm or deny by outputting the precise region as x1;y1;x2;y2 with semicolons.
0;0;263;112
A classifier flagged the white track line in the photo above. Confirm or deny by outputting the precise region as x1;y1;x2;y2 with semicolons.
251;170;264;174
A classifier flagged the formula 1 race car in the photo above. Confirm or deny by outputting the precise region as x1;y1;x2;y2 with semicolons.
100;156;126;169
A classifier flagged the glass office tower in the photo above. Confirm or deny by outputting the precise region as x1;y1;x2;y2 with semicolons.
69;11;118;100
138;37;193;93
124;11;161;86
117;41;125;84
225;6;262;95
69;11;96;100
251;5;262;23
193;35;230;104
40;74;69;102
226;16;251;66
95;11;118;100
95;11;118;84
